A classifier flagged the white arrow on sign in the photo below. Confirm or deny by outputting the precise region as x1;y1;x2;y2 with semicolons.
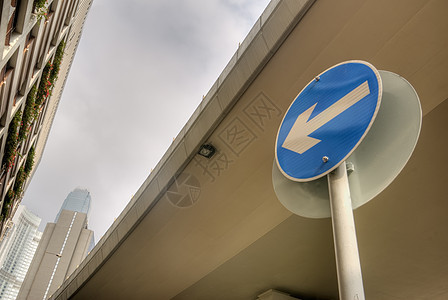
282;80;371;154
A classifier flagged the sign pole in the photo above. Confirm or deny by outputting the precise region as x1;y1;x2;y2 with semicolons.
274;62;421;299
328;161;365;300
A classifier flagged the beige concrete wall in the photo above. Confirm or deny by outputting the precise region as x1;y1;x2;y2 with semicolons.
18;210;93;300
17;223;56;300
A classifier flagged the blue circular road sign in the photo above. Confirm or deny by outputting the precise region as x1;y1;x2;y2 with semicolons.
275;60;382;182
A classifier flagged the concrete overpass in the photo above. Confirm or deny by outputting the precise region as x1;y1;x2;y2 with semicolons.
49;0;448;299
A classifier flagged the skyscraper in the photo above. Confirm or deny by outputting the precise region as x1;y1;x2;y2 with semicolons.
0;205;41;300
17;189;94;300
54;188;91;222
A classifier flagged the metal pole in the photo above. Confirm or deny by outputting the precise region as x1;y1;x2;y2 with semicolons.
327;161;365;300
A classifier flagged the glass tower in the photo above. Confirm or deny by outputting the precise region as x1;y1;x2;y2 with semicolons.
0;205;42;300
54;188;91;222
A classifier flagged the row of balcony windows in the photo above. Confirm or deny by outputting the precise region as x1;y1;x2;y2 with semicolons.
5;0;78;47
0;0;77;232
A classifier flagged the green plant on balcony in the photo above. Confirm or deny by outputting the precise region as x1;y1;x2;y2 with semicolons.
19;84;37;142
1;147;36;210
34;41;65;119
13;166;26;197
0;203;9;221
2;111;22;170
34;0;49;22
33;0;46;11
24;146;35;175
1;189;15;220
48;41;65;83
35;62;52;108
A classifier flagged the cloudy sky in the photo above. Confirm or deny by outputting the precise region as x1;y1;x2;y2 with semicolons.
22;0;271;239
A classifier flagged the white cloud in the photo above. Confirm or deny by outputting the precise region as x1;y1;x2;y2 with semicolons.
22;0;271;238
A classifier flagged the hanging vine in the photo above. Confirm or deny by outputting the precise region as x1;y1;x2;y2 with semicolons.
1;189;15;221
24;146;35;175
13;166;26;197
19;84;37;141
35;62;52;108
2;111;22;169
34;40;65;119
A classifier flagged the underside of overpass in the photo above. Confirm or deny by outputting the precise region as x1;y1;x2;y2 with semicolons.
50;0;448;299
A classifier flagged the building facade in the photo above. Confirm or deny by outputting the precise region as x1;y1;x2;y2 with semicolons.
0;205;41;300
0;0;93;239
17;189;94;300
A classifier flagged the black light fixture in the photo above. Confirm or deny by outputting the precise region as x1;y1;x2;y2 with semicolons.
46;251;62;258
198;144;216;159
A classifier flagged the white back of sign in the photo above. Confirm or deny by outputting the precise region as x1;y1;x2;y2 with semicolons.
273;70;422;218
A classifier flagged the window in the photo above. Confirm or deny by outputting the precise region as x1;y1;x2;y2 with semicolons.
5;0;22;46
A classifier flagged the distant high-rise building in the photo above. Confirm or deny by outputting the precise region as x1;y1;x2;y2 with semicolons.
55;188;91;222
0;205;41;300
17;190;94;300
